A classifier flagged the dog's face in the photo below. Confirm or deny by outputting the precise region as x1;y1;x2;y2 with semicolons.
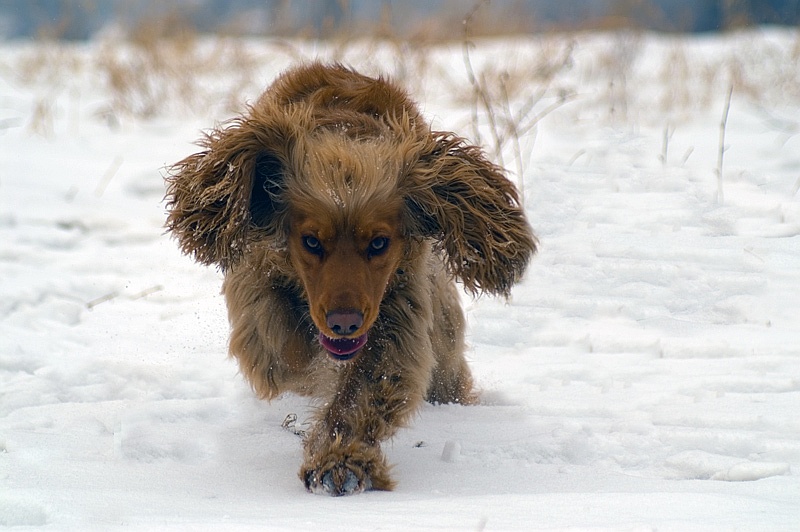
287;202;405;361
284;136;408;361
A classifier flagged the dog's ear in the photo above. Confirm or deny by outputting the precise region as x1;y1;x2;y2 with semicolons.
405;132;538;297
165;116;291;270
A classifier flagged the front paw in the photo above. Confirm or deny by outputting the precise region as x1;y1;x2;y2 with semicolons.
301;444;394;496
303;462;370;496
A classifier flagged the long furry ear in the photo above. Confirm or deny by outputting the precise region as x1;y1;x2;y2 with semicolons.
405;132;538;297
164;116;291;270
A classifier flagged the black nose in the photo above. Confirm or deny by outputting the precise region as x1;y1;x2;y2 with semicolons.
326;310;364;336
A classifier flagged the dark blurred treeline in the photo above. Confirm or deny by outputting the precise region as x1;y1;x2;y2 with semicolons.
1;0;798;40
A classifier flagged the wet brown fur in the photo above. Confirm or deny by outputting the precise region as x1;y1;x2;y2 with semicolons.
165;63;537;495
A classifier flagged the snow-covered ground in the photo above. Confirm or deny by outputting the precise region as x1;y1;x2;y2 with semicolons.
2;29;799;530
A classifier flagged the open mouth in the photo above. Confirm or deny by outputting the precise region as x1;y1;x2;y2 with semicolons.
319;332;368;361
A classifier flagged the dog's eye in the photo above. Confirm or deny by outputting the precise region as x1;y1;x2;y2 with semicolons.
302;235;322;254
368;237;389;256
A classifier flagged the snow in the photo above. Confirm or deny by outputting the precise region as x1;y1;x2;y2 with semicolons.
2;29;800;530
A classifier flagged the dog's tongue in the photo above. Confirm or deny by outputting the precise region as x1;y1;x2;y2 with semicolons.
319;333;368;361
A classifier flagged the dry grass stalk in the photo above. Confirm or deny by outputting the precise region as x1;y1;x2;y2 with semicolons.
95;155;124;197
28;97;55;137
715;85;734;205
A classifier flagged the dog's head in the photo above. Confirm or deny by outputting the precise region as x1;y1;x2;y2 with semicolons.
166;63;537;361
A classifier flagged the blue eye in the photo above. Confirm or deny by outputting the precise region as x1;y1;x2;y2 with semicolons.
302;235;322;254
368;237;389;256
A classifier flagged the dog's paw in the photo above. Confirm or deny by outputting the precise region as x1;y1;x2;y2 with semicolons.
301;444;394;496
304;463;371;496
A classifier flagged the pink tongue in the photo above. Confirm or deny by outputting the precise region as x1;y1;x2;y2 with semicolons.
319;333;368;357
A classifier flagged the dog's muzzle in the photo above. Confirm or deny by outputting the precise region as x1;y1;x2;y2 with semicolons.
319;310;367;361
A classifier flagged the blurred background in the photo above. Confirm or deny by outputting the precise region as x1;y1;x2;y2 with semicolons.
1;0;799;41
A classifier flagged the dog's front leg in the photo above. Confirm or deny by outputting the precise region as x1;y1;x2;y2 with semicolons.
300;347;429;496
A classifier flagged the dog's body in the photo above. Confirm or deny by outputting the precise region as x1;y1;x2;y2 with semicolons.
166;63;536;495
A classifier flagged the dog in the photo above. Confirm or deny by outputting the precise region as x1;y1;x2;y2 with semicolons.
165;63;537;496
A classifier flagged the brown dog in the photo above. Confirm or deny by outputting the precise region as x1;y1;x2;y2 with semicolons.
165;63;536;495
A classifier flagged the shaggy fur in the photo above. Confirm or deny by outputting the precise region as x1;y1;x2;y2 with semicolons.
165;63;537;496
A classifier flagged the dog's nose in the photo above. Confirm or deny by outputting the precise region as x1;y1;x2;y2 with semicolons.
326;310;364;336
